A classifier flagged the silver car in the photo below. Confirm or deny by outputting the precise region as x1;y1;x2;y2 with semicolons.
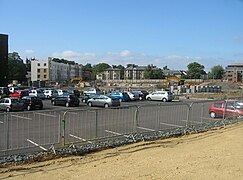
87;95;120;108
0;97;24;112
146;91;173;102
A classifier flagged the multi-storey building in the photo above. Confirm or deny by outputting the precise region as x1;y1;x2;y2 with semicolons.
31;60;49;82
124;64;147;80
31;57;83;84
96;68;121;80
224;64;243;82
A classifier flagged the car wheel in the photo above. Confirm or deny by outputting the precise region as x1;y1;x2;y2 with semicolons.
139;96;143;101
210;112;216;118
104;103;109;108
65;102;69;107
27;105;31;111
88;102;92;107
52;101;56;106
39;105;43;110
147;97;151;101
162;98;167;102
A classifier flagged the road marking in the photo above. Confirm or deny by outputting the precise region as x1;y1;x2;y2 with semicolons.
27;139;47;151
69;134;93;144
10;115;32;120
105;130;129;138
137;126;155;132
35;113;57;118
160;122;183;127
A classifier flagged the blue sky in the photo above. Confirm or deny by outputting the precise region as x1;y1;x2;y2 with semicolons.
1;0;243;71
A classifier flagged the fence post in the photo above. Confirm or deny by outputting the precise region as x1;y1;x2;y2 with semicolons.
200;103;204;124
95;110;98;138
61;111;68;147
186;103;193;127
133;106;139;133
223;99;227;120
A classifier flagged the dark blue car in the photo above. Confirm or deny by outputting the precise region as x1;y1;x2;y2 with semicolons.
107;92;131;102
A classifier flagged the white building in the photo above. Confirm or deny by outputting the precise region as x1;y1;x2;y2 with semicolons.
31;57;82;84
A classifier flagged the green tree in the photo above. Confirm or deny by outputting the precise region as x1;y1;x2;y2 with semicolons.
163;65;169;70
82;63;94;80
208;65;224;79
8;52;27;83
186;62;206;79
144;65;164;79
93;63;111;74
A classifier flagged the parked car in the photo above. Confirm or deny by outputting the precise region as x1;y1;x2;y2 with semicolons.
44;89;58;99
29;89;45;99
146;91;173;102
80;93;96;103
209;101;243;118
107;91;130;102
67;89;81;98
83;88;101;94
9;90;29;99
87;95;120;108
0;87;10;98
126;91;139;101
9;86;20;93
21;96;43;111
0;97;24;112
130;90;148;100
57;89;69;96
51;94;80;107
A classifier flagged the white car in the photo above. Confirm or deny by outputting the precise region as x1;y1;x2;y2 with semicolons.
29;89;45;99
57;89;69;96
83;88;101;94
0;97;24;112
146;91;173;102
44;89;58;99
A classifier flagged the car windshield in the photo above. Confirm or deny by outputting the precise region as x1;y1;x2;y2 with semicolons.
11;99;19;103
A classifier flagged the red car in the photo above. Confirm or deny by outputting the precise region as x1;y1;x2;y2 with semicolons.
209;101;243;118
9;90;29;99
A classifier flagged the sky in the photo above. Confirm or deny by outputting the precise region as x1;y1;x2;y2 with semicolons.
1;0;243;71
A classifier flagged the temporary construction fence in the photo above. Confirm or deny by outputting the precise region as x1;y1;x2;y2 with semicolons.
0;97;243;160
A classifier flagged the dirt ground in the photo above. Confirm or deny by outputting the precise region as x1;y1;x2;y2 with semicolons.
1;122;243;180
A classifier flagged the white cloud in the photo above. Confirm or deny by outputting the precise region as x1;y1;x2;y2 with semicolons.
120;50;131;57
25;49;34;54
50;49;220;71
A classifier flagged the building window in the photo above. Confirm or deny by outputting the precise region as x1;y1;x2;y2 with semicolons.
44;63;46;66
44;75;46;79
37;69;40;73
38;63;40;66
44;69;46;73
37;75;40;79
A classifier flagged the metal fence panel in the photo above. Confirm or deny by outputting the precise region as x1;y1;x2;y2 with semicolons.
64;106;137;144
0;110;61;155
137;104;189;133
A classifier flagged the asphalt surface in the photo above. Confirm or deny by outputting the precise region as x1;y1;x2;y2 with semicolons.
0;98;215;157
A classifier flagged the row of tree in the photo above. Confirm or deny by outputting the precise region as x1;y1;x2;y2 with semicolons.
7;52;225;83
